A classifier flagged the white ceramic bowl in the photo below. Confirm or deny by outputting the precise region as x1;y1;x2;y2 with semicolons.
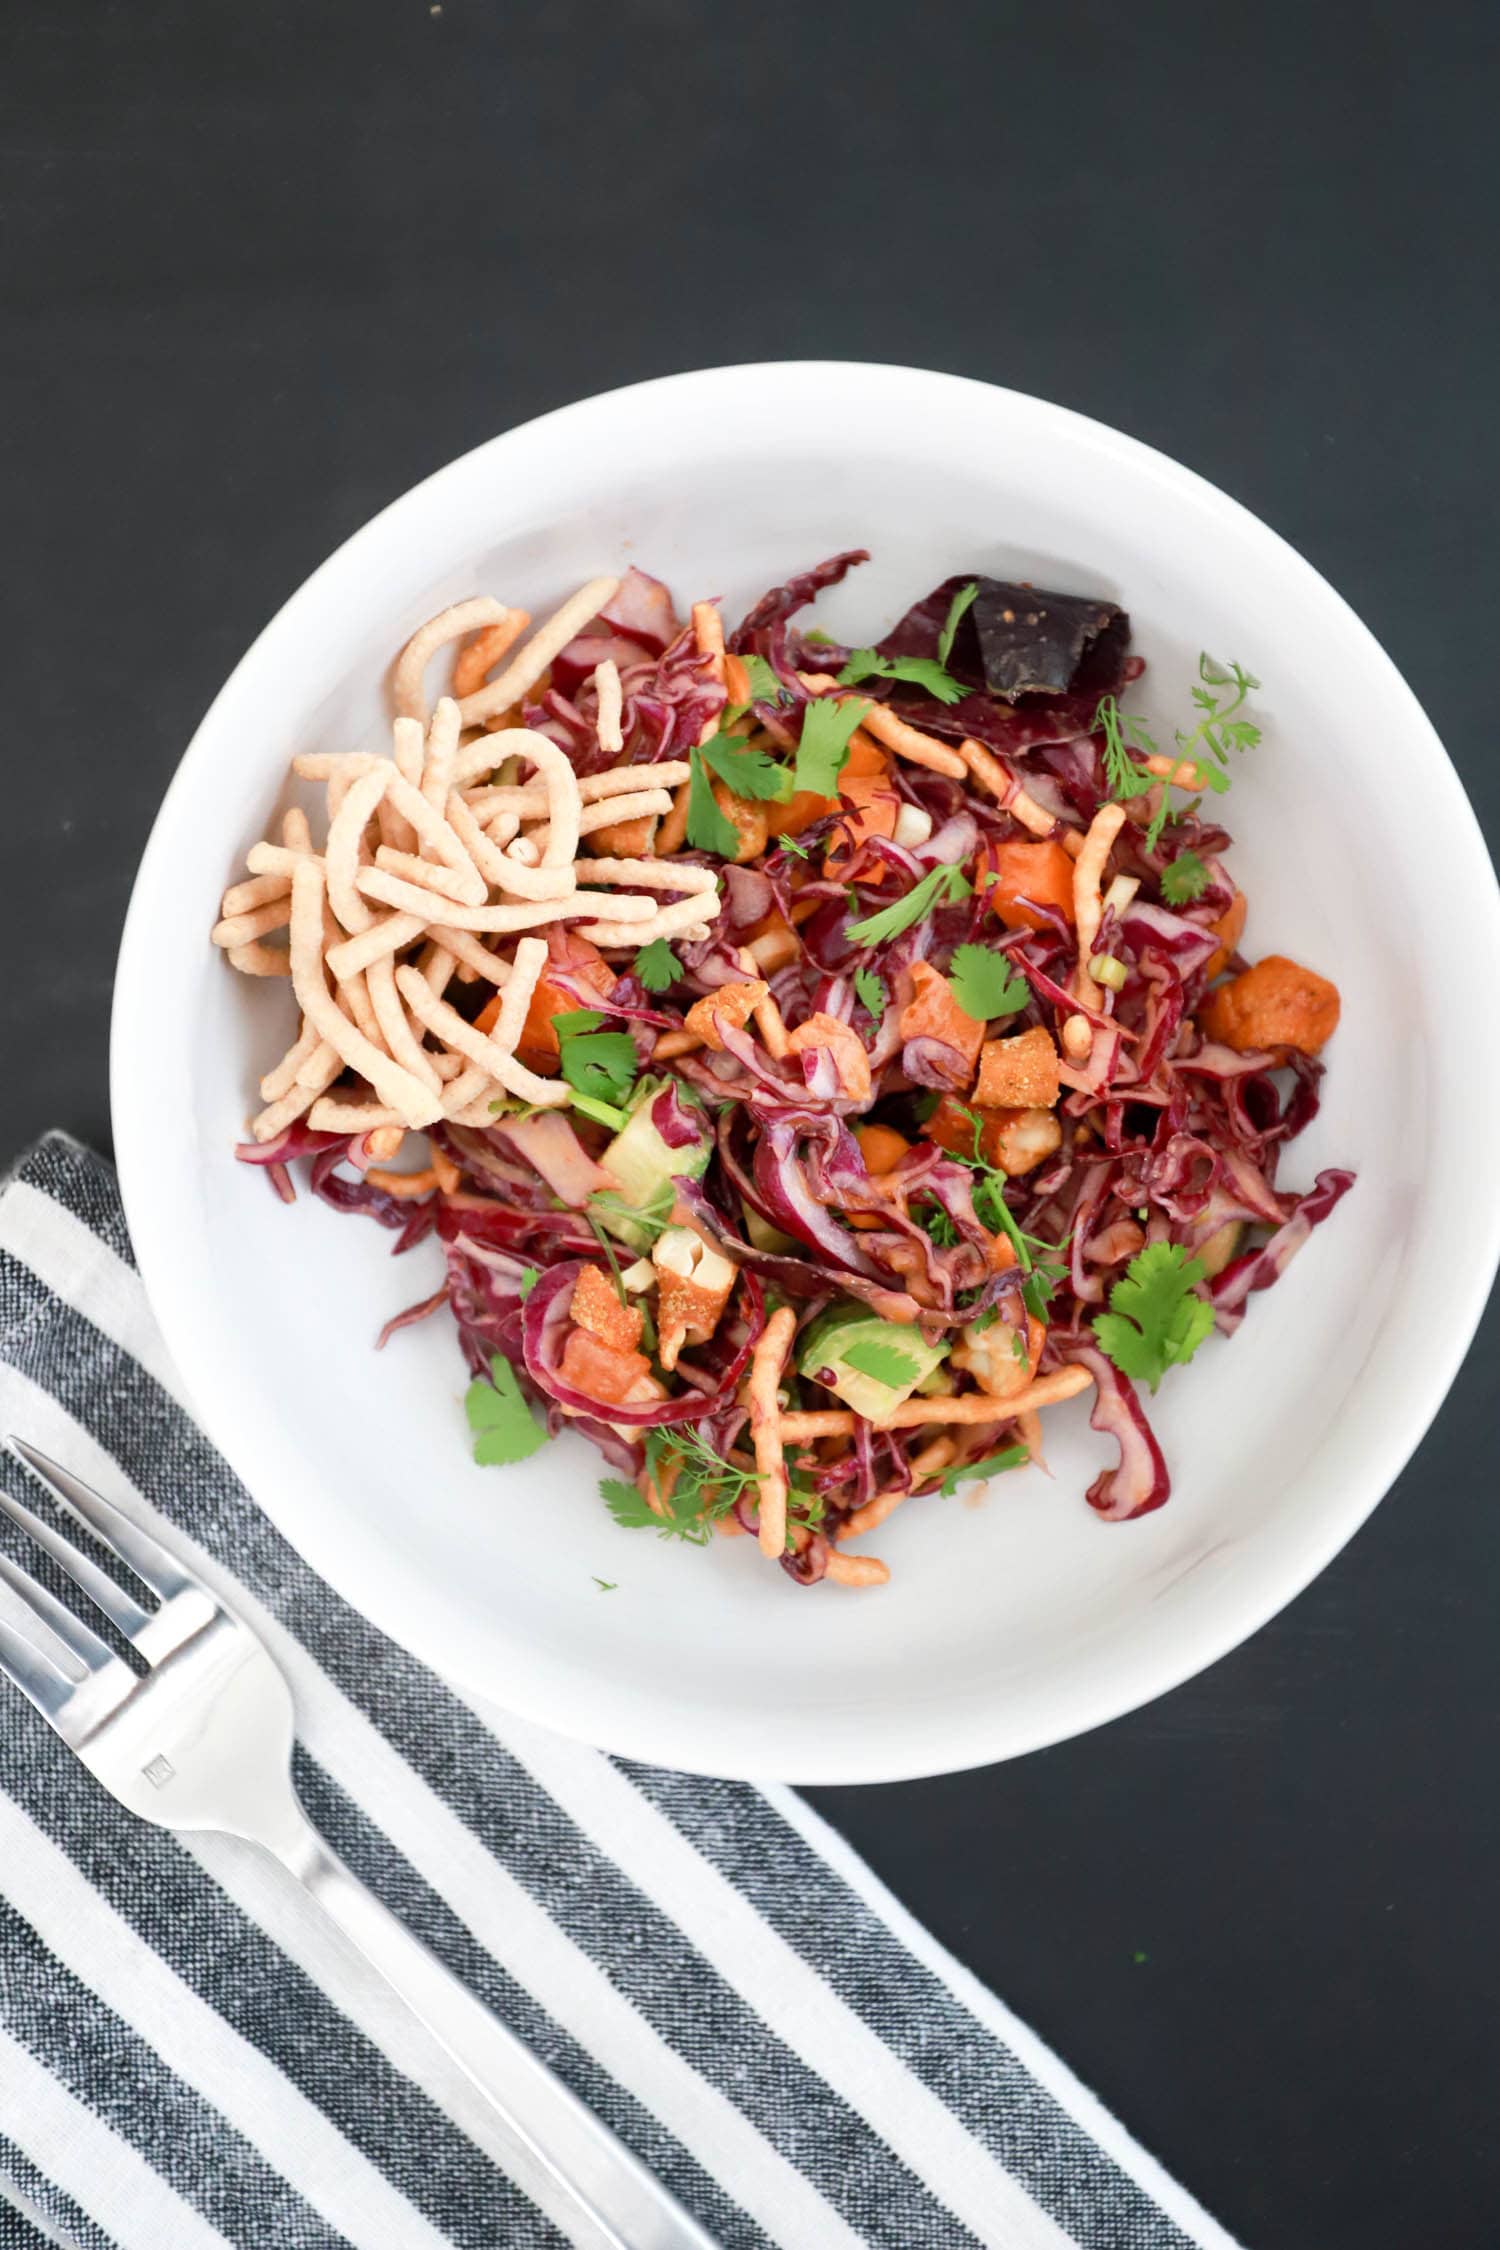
112;363;1500;1783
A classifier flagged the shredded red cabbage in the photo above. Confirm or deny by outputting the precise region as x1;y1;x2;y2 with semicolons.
244;554;1352;1582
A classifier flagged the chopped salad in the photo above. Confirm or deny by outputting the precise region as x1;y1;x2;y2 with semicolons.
217;553;1353;1588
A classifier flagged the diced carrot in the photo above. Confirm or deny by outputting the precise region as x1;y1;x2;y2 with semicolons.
848;1122;910;1226
1204;888;1247;982
1197;954;1341;1056
475;933;614;1066
897;962;984;1070
982;839;1077;933
823;767;900;878
854;1123;911;1175
558;1326;654;1406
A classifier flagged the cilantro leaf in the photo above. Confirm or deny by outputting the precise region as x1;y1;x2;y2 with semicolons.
601;1477;658;1529
847;863;971;946
937;1444;1028;1497
518;1265;539;1302
685;746;740;855
937;580;979;666
1160;850;1211;906
841;1336;924;1389
738;653;784;704
633;937;683;992
555;1010;638;1109
1092;1242;1215;1391
793;695;871;797
947;944;1031;1021
699;731;793;803
836;650;966;705
853;966;886;1024
465;1354;548;1466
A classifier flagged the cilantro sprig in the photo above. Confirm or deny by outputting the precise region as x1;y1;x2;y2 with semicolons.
947;944;1031;1021
700;731;793;802
948;1107;1069;1319
1092;1241;1215;1390
837;650;966;705
465;1354;548;1467
1094;655;1260;853
555;1010;638;1114
601;1426;760;1544
792;694;872;798
633;937;683;992
685;733;794;852
847;864;971;946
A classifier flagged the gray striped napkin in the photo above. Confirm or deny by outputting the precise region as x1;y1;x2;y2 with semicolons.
0;1134;1238;2250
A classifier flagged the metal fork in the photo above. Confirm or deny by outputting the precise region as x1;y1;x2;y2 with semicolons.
0;1439;717;2250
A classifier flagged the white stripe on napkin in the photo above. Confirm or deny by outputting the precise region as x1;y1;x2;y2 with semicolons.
0;2027;232;2250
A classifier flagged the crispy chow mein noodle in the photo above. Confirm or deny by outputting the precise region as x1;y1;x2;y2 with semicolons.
219;557;1353;1584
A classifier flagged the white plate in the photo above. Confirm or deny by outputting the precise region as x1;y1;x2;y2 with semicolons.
112;363;1500;1782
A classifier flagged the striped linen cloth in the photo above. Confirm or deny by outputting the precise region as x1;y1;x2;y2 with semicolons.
0;1134;1239;2250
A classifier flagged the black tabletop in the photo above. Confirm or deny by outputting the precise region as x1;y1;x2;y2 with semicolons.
4;5;1497;2245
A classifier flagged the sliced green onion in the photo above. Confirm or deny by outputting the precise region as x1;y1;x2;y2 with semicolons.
1087;954;1128;991
570;1092;629;1130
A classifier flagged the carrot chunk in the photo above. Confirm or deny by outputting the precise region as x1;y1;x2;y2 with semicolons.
982;840;1076;933
897;962;984;1071
1197;954;1341;1056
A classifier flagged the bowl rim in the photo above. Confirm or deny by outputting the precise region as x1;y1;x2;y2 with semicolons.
111;360;1500;1781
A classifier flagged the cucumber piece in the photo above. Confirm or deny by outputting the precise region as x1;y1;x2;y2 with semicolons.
797;1305;948;1425
592;1077;710;1252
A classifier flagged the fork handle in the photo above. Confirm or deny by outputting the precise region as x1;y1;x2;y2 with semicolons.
268;1814;718;2250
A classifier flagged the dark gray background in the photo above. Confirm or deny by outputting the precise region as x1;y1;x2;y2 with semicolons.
4;4;1497;2244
